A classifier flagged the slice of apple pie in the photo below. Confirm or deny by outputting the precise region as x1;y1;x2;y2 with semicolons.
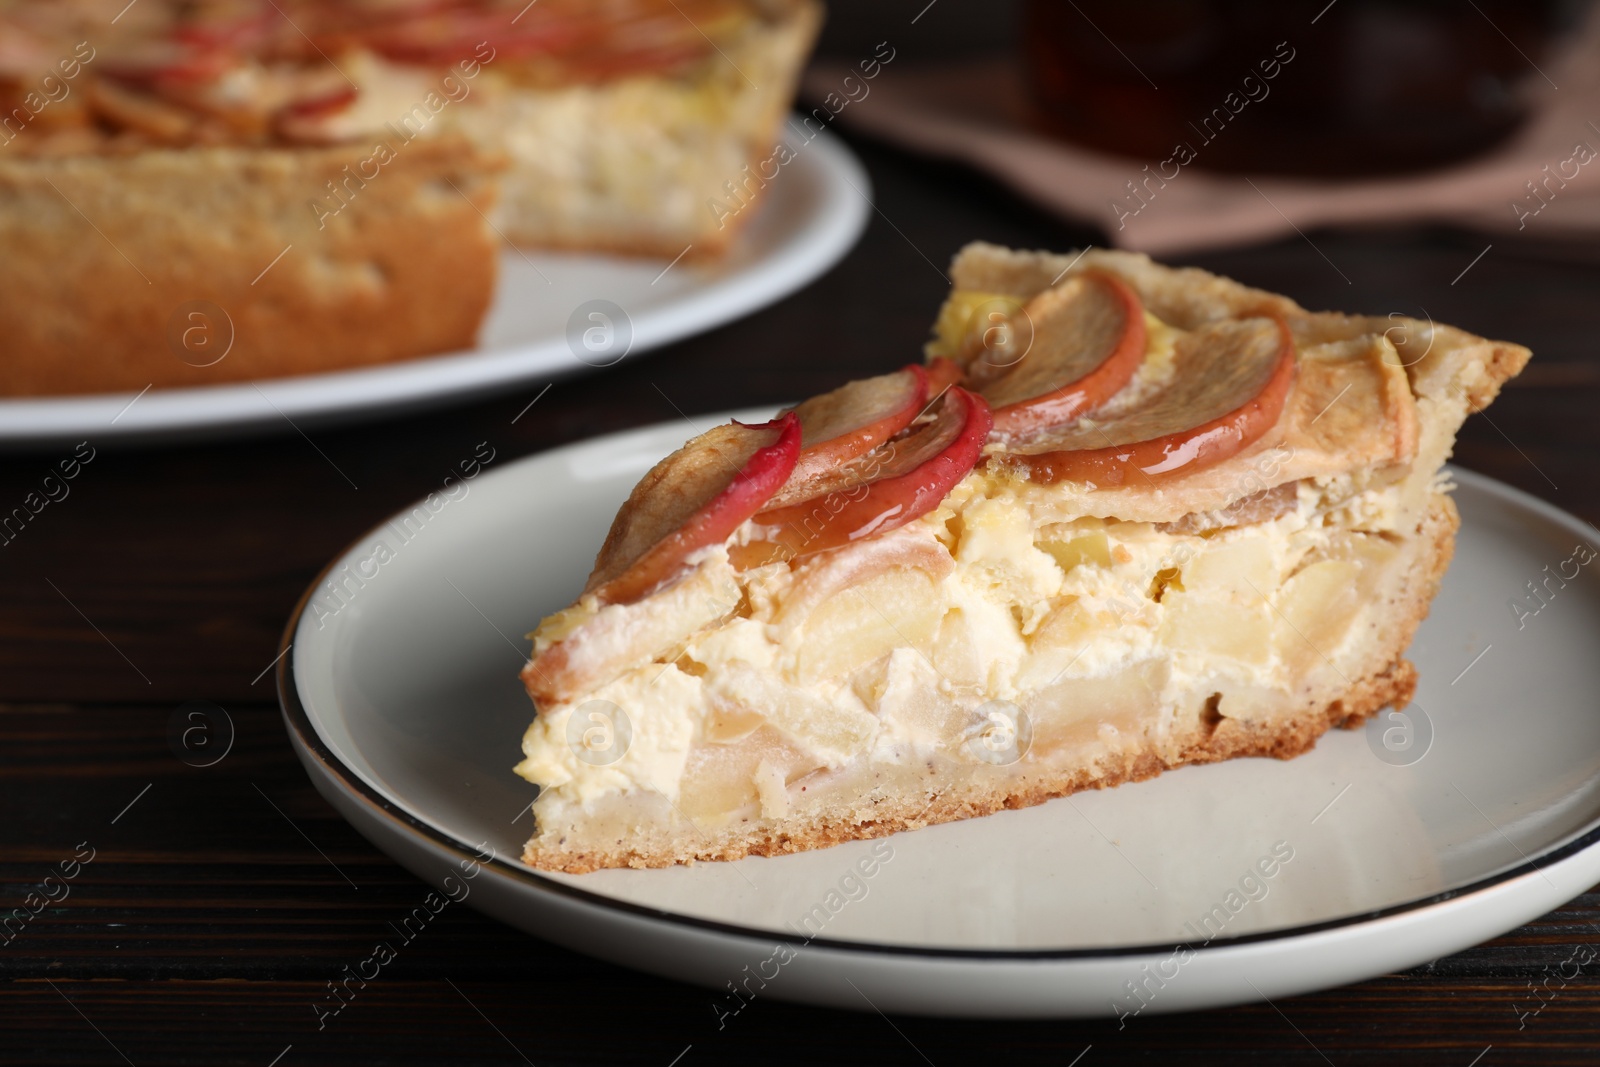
515;242;1530;872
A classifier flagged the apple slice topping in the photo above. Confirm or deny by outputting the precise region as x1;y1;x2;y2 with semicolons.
339;1;723;70
99;39;238;89
346;10;586;65
1002;317;1295;486
786;364;927;485
980;271;1147;436
585;412;801;605
926;356;964;395
733;387;992;568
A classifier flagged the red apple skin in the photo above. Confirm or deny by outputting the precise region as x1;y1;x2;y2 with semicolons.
171;8;275;50
275;85;367;142
593;412;801;604
988;272;1147;437
735;388;993;567
281;86;359;119
926;356;964;395
1013;318;1296;487
355;16;582;64
786;364;927;487
102;44;236;86
348;6;706;71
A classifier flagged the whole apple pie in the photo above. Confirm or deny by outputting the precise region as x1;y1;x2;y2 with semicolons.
0;0;818;394
515;242;1530;872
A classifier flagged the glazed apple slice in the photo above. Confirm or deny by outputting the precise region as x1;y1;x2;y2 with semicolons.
981;271;1147;436
171;6;275;51
925;356;964;395
275;84;361;137
1004;317;1295;486
99;39;236;87
346;2;713;68
352;11;585;64
771;369;966;511
786;364;927;485
734;387;992;567
585;412;801;604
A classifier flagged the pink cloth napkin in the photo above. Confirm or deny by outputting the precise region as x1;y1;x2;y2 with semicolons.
804;22;1600;255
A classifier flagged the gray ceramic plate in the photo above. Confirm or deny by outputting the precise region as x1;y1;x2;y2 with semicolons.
280;411;1600;1017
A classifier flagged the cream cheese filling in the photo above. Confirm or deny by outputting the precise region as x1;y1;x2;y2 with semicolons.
516;470;1411;809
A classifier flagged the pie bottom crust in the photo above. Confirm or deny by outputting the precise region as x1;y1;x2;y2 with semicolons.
524;494;1457;873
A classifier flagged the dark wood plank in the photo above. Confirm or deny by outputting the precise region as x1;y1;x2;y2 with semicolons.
5;977;1600;1066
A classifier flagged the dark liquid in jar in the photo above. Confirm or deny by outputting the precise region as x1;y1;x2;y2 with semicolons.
1023;0;1579;177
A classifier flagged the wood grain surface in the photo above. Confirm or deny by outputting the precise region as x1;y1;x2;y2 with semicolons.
2;127;1597;1065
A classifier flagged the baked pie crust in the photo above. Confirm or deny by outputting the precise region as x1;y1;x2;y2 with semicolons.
515;242;1530;872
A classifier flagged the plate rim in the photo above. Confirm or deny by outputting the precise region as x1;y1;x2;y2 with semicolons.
277;450;1600;961
0;126;870;447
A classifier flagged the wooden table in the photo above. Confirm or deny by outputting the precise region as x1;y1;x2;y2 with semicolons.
3;134;1598;1065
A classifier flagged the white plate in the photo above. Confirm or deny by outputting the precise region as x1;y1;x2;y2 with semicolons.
1;132;869;447
279;411;1600;1018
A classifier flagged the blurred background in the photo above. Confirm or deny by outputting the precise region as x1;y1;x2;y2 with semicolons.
812;0;1600;249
